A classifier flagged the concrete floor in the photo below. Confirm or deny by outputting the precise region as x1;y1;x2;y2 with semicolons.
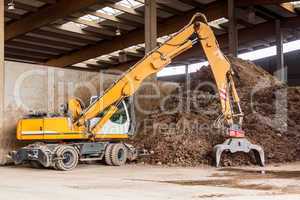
1;162;300;200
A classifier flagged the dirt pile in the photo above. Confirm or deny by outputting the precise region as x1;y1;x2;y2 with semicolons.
131;57;300;167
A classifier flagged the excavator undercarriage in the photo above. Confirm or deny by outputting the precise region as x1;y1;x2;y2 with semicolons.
10;142;140;170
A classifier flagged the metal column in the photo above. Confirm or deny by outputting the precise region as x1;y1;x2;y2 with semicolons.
228;0;238;57
275;20;286;82
145;0;157;82
145;0;157;54
185;64;191;113
0;1;4;164
138;0;158;110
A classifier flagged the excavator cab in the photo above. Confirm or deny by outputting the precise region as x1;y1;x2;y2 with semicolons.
89;98;131;136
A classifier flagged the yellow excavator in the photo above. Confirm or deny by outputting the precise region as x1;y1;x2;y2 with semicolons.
9;13;264;170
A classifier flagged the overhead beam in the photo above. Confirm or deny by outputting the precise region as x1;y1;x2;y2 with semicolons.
136;0;182;15
177;15;300;62
66;66;100;72
236;0;294;7
6;41;68;54
5;0;102;41
254;7;277;20
45;1;227;67
5;12;21;20
154;4;182;15
5;47;54;59
104;1;143;17
84;59;104;67
237;18;254;28
125;50;144;58
32;29;96;44
100;60;139;73
97;57;118;65
16;35;82;49
52;22;111;40
91;2;145;24
86;63;103;68
37;0;57;4
282;15;300;27
178;0;205;8
44;26;100;41
257;5;284;19
5;53;46;63
87;11;140;29
113;15;300;71
68;17;117;36
4;1;39;12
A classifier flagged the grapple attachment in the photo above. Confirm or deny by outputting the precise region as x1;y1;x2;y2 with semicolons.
213;128;265;167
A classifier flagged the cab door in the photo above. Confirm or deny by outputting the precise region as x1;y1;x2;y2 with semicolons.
90;100;130;135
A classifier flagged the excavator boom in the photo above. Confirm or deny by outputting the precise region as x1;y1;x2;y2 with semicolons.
75;14;241;136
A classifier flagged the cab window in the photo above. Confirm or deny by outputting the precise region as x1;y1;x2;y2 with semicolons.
110;103;127;124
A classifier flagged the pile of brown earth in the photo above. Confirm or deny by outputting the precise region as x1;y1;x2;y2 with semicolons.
131;57;300;167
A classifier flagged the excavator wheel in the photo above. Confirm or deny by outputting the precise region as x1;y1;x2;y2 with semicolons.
110;143;128;166
104;143;114;166
54;145;79;171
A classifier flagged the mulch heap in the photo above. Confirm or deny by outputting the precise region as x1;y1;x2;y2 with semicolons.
130;57;300;167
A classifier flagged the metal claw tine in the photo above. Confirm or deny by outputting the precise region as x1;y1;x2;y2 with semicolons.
213;138;265;167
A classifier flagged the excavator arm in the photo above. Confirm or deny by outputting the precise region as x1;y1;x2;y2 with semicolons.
72;13;243;136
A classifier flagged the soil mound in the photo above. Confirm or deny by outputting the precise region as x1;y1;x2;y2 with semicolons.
131;58;300;167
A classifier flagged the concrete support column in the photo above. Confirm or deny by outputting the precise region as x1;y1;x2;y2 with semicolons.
144;0;157;82
0;2;4;164
145;0;157;54
228;0;238;57
185;64;190;113
275;20;286;82
133;0;158;117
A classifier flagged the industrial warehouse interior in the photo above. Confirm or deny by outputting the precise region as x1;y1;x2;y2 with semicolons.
1;0;300;199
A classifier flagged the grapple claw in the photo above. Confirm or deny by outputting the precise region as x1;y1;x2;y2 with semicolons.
213;138;265;167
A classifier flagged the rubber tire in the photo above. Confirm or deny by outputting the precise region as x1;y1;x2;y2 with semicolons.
55;146;79;171
104;143;114;166
110;143;128;166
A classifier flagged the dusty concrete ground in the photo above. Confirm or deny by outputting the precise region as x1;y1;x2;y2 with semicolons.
1;162;300;200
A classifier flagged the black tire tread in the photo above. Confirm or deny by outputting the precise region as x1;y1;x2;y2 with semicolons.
104;143;114;166
110;143;127;166
55;145;78;171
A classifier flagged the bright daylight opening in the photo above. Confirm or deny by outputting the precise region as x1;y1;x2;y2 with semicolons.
78;0;143;24
79;0;143;22
157;39;300;77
